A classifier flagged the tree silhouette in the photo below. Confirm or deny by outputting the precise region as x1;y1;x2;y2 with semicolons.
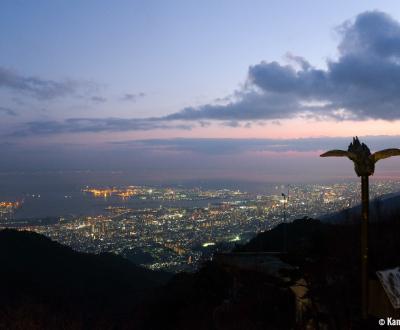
320;136;400;319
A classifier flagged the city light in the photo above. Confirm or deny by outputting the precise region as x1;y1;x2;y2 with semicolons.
2;179;400;273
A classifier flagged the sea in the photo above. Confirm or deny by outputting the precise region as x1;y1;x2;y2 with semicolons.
0;171;288;220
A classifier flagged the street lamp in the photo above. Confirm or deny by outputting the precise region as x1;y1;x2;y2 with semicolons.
320;136;400;320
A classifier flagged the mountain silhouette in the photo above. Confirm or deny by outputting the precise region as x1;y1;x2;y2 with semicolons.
0;229;171;329
1;201;400;329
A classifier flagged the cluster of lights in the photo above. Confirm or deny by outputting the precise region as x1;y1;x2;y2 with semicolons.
83;188;118;197
0;201;21;209
83;186;150;199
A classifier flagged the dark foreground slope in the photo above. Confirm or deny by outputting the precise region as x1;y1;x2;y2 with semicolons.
2;208;400;329
237;215;400;328
138;258;297;330
0;229;171;330
141;215;400;329
0;228;293;330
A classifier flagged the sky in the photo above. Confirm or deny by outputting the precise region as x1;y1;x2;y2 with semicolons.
2;0;400;182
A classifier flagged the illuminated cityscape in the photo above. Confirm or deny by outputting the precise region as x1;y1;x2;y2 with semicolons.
1;179;399;273
0;201;21;221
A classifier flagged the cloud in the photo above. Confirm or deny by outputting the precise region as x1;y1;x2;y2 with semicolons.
121;92;146;102
221;121;241;128
160;11;400;122
12;117;192;136
91;96;107;103
199;121;211;127
0;107;17;116
110;135;400;155
11;10;400;136
0;66;86;99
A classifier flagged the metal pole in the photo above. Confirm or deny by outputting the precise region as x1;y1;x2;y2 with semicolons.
361;175;369;319
284;197;286;252
319;137;400;321
282;193;287;253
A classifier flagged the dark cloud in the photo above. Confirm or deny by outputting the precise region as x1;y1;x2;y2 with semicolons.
112;136;400;155
163;91;301;121
160;11;400;122
199;121;211;127
91;96;107;103
0;107;17;116
218;121;253;128
0;67;83;99
12;117;192;136
221;121;241;128
121;92;146;102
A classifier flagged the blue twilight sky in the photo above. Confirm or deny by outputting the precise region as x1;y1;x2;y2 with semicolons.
2;0;400;182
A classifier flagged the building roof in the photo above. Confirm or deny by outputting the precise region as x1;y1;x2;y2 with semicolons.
376;267;400;309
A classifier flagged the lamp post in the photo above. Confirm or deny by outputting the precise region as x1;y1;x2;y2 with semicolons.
320;137;400;320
